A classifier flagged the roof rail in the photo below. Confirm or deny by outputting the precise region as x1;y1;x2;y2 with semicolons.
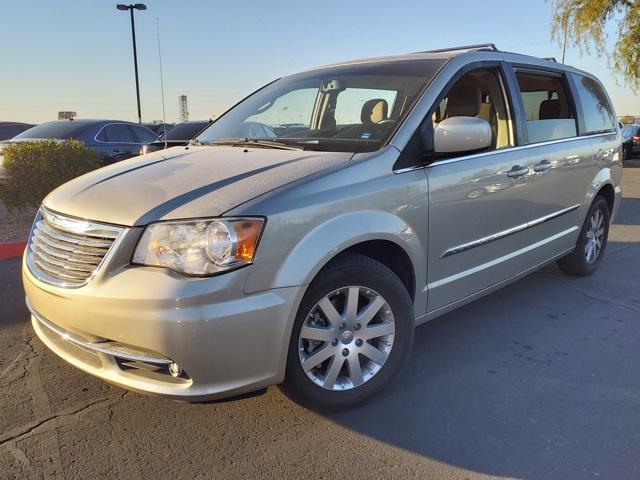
416;43;498;54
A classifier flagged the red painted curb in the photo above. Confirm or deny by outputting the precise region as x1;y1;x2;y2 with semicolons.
0;241;27;260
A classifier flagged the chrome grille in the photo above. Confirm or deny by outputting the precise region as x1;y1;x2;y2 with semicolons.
27;208;124;287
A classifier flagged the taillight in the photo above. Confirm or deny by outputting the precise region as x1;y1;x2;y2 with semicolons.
633;136;640;142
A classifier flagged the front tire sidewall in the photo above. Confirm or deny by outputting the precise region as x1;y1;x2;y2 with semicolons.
281;257;414;411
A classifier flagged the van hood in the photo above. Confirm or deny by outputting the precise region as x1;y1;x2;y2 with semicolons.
43;146;352;226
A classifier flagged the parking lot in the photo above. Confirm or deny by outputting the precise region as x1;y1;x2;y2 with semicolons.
0;163;638;480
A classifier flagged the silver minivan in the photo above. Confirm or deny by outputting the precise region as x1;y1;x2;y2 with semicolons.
23;44;622;410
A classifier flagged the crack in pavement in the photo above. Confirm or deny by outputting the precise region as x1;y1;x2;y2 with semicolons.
23;333;64;479
0;394;125;448
547;272;640;314
0;351;27;381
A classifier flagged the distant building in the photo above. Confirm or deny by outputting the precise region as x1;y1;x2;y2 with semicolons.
179;95;189;122
58;111;77;120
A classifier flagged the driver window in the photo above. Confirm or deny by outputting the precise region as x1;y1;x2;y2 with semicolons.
433;68;513;149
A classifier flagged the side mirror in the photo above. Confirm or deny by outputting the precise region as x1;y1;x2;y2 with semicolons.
433;117;492;154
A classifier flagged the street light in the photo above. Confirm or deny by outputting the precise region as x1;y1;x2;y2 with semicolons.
116;3;147;124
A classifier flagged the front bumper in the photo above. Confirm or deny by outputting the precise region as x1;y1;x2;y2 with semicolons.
23;255;304;401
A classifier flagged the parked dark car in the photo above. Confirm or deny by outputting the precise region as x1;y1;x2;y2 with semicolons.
5;119;157;165
0;122;35;141
142;120;212;154
621;124;640;160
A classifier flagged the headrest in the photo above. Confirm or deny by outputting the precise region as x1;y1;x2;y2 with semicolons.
539;99;561;120
446;86;481;117
361;99;388;125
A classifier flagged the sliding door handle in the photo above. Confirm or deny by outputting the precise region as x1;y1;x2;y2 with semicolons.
533;160;552;172
507;165;529;178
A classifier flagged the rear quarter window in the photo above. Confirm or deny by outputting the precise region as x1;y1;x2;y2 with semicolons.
571;74;616;134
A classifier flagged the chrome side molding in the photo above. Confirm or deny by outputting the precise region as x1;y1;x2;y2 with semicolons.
431;227;578;289
441;204;581;258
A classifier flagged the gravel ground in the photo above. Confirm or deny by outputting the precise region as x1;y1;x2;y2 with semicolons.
0;163;639;479
0;203;37;243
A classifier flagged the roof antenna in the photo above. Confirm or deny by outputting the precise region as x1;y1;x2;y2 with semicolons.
156;16;168;150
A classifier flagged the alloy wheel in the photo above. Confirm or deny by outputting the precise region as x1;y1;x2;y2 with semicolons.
298;286;395;391
584;208;605;264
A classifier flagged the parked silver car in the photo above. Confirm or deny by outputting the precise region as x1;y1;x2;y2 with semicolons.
23;44;622;410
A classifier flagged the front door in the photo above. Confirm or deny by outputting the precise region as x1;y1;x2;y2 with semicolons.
425;66;542;313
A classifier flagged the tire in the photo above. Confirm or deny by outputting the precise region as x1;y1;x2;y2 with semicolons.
279;253;414;411
557;196;610;276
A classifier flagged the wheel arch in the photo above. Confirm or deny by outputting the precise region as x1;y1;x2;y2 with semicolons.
261;210;426;316
338;240;416;302
596;183;615;213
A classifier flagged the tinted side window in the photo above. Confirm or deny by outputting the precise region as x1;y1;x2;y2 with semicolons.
515;71;576;144
571;74;616;134
132;126;157;143
102;124;136;143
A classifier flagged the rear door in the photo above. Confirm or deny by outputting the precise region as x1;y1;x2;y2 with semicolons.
504;66;594;263
425;64;542;312
95;124;141;163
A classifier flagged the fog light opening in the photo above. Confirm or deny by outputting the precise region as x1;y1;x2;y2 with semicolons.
169;362;183;378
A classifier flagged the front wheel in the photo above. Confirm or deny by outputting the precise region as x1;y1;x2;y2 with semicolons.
557;196;610;276
279;253;414;411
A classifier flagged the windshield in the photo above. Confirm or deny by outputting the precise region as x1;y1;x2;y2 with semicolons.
13;121;88;140
197;59;445;153
160;122;209;141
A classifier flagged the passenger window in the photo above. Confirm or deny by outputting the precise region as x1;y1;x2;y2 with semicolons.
432;68;513;150
571;74;616;134
515;71;577;144
102;124;136;143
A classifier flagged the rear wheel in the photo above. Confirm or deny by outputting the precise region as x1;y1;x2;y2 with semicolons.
557;196;610;276
280;253;414;411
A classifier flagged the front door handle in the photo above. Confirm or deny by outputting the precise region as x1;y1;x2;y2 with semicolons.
533;160;552;172
507;165;529;178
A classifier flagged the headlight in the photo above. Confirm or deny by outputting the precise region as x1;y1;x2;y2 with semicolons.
132;218;264;275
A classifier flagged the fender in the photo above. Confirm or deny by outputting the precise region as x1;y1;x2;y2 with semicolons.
279;210;425;286
244;209;428;314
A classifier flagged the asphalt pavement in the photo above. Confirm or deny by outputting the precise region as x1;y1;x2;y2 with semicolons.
1;162;639;480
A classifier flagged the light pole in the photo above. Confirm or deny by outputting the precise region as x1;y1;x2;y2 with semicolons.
117;3;147;123
561;10;569;64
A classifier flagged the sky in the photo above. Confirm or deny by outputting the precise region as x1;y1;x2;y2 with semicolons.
0;0;636;124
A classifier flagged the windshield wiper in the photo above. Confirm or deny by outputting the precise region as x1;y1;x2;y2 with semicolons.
208;138;304;151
